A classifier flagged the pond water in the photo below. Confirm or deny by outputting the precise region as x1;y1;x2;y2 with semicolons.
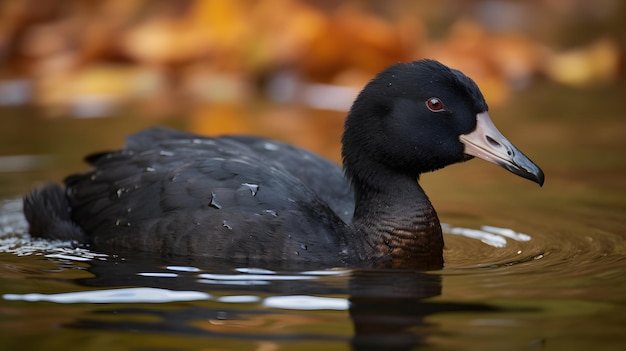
1;81;625;350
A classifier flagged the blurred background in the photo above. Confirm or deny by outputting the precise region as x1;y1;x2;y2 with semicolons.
0;0;624;199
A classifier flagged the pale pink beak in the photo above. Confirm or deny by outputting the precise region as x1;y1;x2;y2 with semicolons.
460;112;544;186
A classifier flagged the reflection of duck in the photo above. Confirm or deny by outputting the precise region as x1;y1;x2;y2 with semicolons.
42;258;496;350
75;258;500;350
24;60;543;269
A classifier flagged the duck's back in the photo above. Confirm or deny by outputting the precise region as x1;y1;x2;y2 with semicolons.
54;128;353;264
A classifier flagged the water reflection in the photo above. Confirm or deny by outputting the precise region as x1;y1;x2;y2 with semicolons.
348;270;494;350
10;253;504;351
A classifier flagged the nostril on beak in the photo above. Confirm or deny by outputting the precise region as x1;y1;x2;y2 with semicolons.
486;135;501;148
485;135;513;156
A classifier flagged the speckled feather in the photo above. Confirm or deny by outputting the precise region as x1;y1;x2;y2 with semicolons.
64;128;352;265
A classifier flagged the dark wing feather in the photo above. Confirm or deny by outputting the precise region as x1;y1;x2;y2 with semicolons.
223;135;354;222
65;128;351;264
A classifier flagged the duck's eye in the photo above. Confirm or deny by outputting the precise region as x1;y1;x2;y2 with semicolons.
426;97;445;112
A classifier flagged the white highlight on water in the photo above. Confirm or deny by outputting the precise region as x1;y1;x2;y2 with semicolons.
442;223;532;248
3;288;210;304
263;295;349;310
138;272;179;278
166;265;201;272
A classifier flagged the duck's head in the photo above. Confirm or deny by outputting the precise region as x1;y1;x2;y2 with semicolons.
342;59;544;188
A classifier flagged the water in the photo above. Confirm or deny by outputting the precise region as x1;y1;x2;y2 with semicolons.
1;81;625;350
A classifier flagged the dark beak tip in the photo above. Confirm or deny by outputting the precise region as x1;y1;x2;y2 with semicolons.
535;169;545;187
503;161;544;187
523;164;544;187
523;171;545;187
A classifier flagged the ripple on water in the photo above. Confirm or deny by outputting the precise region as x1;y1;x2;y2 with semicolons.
440;216;626;300
442;223;547;269
443;220;624;272
0;198;107;261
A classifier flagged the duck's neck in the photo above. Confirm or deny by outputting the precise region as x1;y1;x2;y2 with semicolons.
349;172;444;269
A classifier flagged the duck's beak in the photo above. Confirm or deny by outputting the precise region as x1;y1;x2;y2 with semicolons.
459;112;544;186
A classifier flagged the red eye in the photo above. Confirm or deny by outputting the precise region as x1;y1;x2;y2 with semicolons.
426;97;445;112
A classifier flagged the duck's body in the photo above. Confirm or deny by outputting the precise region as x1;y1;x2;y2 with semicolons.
34;129;354;266
24;60;543;269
